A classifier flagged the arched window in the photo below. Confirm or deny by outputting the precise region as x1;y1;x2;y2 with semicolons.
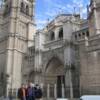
20;2;25;12
26;5;29;15
82;32;85;36
59;28;63;39
50;31;55;40
6;5;8;10
6;5;8;12
75;34;77;40
78;33;81;38
4;4;9;16
86;31;89;37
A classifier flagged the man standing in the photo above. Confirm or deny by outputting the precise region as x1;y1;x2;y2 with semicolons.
18;84;27;100
35;84;42;100
27;82;35;100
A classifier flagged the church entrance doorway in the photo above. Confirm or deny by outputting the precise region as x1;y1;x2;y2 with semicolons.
44;57;65;98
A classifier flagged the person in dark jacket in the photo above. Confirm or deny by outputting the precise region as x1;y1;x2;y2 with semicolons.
18;84;27;100
24;84;28;100
35;84;42;99
27;82;35;100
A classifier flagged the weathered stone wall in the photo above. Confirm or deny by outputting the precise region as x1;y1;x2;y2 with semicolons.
79;35;100;95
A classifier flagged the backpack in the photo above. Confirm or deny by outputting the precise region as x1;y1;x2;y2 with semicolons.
35;87;42;98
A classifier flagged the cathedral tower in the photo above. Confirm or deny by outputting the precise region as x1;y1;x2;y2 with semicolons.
88;0;100;36
0;0;35;96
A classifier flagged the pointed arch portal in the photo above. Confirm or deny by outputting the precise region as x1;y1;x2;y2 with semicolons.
44;57;65;98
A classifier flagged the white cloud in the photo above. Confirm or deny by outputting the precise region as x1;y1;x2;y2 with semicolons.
82;8;87;14
36;19;48;29
36;19;47;25
43;0;87;17
36;0;89;29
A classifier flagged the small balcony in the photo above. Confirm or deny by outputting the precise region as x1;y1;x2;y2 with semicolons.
44;39;64;49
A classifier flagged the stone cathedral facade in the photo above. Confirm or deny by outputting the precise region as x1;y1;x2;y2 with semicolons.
22;0;100;99
0;0;100;99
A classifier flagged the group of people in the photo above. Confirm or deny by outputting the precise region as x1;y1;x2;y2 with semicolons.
17;82;42;100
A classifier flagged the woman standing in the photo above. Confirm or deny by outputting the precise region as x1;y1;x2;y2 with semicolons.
18;84;27;100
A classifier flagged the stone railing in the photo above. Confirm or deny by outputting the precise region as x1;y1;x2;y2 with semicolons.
42;84;80;99
42;84;67;99
44;39;64;49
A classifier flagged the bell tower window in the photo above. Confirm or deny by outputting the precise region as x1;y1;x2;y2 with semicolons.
5;5;8;11
20;2;25;13
59;28;63;39
26;5;29;15
20;2;30;16
50;31;55;40
86;31;89;37
3;4;11;16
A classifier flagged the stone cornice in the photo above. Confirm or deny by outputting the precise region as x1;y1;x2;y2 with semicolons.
0;34;33;43
86;44;100;52
6;48;26;54
0;48;26;54
42;45;64;53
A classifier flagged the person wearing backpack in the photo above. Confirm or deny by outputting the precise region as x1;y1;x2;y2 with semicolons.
35;84;42;100
27;82;36;100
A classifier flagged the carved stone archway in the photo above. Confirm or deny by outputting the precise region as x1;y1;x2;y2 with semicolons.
42;48;64;72
43;56;65;98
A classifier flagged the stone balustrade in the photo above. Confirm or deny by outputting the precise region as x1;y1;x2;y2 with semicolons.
44;39;64;49
42;83;68;99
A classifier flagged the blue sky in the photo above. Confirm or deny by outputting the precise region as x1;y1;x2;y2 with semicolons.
0;0;90;29
35;0;90;29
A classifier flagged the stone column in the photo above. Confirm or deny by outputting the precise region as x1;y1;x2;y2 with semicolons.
15;89;18;99
40;83;44;89
40;83;43;100
47;84;50;98
62;84;65;98
69;69;73;99
93;1;100;34
54;84;57;98
6;86;9;98
85;36;89;46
